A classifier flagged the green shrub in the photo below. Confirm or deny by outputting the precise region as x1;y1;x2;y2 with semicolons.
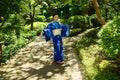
67;15;90;30
6;14;24;27
76;27;120;80
60;19;68;24
0;30;17;45
7;14;15;23
46;16;53;22
76;28;100;80
98;16;120;58
24;22;48;31
0;14;23;44
25;17;31;24
1;22;47;63
89;14;101;27
2;38;29;62
22;31;37;39
34;15;46;22
70;28;81;36
2;29;39;63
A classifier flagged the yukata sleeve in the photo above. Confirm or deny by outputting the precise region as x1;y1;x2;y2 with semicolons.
61;25;70;37
43;23;53;42
43;29;52;42
45;23;53;29
58;22;64;28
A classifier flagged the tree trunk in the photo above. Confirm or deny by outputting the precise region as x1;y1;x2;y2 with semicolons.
29;2;34;30
30;13;34;30
93;0;106;25
29;3;36;30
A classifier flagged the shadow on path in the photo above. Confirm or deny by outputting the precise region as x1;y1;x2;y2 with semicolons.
0;36;84;80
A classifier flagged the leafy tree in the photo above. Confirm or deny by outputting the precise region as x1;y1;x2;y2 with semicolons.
0;0;21;27
46;0;120;26
99;0;120;21
20;0;48;30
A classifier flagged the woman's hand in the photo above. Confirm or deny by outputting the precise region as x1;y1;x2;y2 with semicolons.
71;25;74;28
40;30;44;36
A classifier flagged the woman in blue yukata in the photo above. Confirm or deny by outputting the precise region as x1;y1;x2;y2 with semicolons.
43;14;73;64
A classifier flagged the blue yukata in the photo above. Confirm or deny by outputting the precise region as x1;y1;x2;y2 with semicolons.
43;21;70;62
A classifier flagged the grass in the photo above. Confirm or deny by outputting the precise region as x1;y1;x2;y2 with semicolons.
24;22;48;31
76;28;120;80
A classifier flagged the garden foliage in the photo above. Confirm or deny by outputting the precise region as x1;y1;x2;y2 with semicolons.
98;16;120;58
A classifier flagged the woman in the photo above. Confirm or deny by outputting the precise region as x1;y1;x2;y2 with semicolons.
43;14;73;64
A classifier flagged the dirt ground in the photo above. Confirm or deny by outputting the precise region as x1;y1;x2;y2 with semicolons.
0;35;85;80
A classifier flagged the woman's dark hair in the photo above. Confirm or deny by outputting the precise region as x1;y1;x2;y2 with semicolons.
53;14;59;17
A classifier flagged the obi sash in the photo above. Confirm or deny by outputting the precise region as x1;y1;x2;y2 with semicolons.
43;25;70;42
52;29;61;36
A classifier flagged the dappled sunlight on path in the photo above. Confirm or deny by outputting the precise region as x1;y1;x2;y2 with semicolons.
0;35;85;80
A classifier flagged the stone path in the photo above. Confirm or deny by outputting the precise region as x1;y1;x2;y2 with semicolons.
0;34;86;80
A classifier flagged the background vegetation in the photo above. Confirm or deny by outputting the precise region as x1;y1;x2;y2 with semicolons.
0;0;120;80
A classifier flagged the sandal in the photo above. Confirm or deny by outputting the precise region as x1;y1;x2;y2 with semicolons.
53;60;64;64
56;61;64;64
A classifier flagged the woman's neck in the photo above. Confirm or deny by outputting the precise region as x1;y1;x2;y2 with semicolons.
53;20;58;22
